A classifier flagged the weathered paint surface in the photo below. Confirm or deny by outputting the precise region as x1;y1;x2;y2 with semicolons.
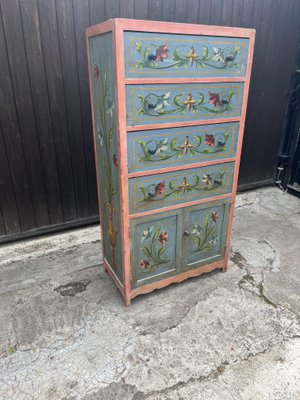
183;200;230;270
124;31;249;78
126;82;244;126
129;162;234;214
86;19;255;304
130;199;230;288
130;209;182;287
89;33;123;281
127;122;239;173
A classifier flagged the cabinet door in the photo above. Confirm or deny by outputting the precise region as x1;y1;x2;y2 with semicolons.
130;209;182;288
183;200;231;270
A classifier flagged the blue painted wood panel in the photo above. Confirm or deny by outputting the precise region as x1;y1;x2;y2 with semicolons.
126;83;244;126
129;162;234;214
183;199;231;270
127;122;239;173
89;33;123;282
130;209;182;287
124;32;249;78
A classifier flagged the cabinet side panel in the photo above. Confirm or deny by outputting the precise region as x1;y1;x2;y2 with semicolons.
88;33;123;281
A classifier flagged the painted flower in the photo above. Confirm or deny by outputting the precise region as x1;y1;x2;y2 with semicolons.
107;101;115;117
177;136;194;154
211;211;219;222
182;93;197;111
225;54;234;62
202;174;213;186
161;92;171;107
177;177;191;193
159;231;168;246
212;47;225;63
221;96;230;105
184;46;197;66
154;181;166;195
191;224;201;236
209;236;218;246
140;259;150;269
113;154;118;168
204;134;215;147
97;125;103;146
94;64;100;80
209;92;221;107
155;43;169;62
141;226;153;242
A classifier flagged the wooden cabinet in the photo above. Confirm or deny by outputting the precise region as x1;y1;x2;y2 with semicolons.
87;19;255;305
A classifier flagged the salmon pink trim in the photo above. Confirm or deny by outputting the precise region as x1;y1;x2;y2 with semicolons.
223;30;256;272
129;193;233;219
125;77;247;85
128;157;236;178
131;259;224;300
116;18;255;39
126;117;241;132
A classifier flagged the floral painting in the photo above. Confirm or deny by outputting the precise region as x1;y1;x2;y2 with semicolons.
94;62;119;270
138;130;230;163
140;226;171;271
137;90;235;117
135;42;240;70
191;211;220;253
139;171;225;203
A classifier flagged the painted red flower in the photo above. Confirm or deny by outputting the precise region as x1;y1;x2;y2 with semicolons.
209;92;221;107
113;154;118;168
211;211;219;223
155;43;169;62
159;231;168;246
154;181;166;195
140;259;150;269
94;64;100;80
205;134;215;147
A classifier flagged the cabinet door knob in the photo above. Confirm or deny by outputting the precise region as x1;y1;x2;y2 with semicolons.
183;229;190;237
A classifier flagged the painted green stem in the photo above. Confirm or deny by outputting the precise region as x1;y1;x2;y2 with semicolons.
135;43;240;70
138;131;230;162
191;214;219;253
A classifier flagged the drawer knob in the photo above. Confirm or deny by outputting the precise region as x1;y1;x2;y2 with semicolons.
183;229;191;237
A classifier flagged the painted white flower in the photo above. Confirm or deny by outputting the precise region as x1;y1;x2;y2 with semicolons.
141;226;153;242
212;47;225;63
191;224;201;236
97;126;103;147
162;92;171;107
107;101;115;117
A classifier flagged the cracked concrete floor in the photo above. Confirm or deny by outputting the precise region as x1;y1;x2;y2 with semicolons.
0;187;300;400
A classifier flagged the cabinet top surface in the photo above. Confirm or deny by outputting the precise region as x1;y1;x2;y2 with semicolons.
86;18;256;39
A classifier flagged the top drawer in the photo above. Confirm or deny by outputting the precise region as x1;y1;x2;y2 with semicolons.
124;32;249;79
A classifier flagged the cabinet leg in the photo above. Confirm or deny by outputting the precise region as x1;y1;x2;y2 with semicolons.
222;260;228;272
103;264;109;273
124;294;131;307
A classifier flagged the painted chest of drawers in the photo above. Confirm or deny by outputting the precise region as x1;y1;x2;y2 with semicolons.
86;19;255;305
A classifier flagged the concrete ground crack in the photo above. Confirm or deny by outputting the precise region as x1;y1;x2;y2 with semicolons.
238;270;277;308
231;251;277;308
129;335;300;399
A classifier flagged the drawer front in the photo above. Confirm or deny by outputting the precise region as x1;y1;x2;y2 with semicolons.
129;162;234;214
183;199;231;270
128;122;239;173
124;32;249;78
126;83;244;126
130;209;182;287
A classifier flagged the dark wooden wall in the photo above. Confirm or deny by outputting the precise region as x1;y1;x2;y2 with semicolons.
0;0;299;242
